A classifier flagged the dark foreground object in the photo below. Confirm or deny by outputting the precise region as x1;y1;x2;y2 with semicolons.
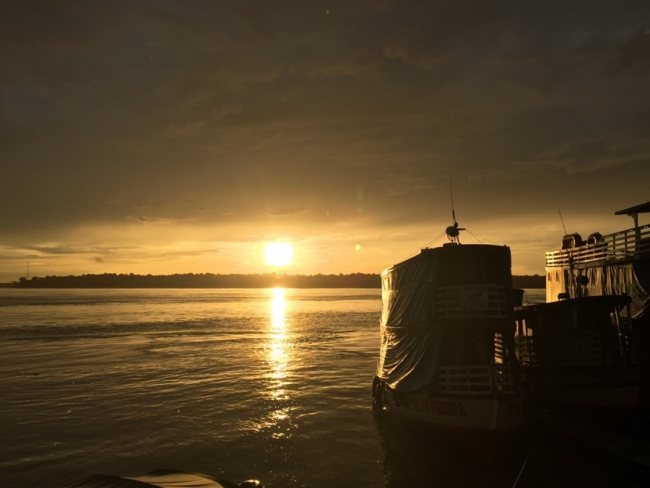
58;469;262;488
373;404;650;488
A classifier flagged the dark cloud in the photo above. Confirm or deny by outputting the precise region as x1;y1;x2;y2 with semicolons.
604;27;650;76
24;245;94;255
1;0;649;276
161;249;220;258
265;208;306;217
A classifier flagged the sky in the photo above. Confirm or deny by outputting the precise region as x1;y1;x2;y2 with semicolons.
1;0;649;281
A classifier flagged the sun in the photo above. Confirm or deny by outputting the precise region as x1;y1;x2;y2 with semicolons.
264;242;294;267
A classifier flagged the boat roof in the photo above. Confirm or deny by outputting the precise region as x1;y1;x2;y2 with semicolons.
381;243;509;277
614;201;650;216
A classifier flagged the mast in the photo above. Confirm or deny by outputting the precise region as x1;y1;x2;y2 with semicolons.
446;173;465;244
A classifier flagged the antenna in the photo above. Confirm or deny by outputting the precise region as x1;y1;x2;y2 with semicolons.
27;261;30;280
558;208;568;236
446;173;465;244
449;172;457;226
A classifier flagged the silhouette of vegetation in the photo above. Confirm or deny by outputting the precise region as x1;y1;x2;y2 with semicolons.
9;273;546;289
11;273;381;288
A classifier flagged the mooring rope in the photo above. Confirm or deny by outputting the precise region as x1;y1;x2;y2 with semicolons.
397;232;447;264
511;419;545;488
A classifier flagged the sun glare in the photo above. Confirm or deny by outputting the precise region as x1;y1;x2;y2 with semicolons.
264;242;294;267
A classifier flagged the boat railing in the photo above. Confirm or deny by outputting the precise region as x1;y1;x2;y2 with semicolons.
435;284;509;320
437;364;516;394
548;330;604;366
546;224;650;267
514;332;603;368
514;334;537;367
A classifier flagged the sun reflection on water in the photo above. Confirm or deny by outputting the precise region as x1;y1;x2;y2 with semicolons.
260;288;294;437
271;287;286;332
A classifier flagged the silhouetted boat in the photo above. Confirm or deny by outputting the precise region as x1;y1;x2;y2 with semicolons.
515;201;650;409
515;294;640;408
545;201;650;320
373;223;524;431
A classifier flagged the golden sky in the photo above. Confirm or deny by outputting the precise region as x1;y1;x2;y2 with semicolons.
1;1;649;281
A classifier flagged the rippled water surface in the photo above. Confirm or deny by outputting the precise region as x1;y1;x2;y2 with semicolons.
2;288;647;488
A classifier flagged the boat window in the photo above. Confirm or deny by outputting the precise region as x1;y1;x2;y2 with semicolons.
439;330;496;366
494;333;506;364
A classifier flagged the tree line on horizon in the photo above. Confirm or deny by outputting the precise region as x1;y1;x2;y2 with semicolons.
10;272;546;289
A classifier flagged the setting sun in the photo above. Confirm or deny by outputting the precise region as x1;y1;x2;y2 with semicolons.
264;243;294;267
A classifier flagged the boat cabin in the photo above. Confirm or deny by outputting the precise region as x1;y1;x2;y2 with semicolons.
375;243;524;431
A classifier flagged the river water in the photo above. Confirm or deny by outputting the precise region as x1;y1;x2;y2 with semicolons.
1;288;647;488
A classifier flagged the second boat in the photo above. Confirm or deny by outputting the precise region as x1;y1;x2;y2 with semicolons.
373;223;524;431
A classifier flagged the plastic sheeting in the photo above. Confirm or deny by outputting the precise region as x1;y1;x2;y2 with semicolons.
381;250;439;329
377;326;444;392
377;245;514;392
378;248;440;392
547;260;650;322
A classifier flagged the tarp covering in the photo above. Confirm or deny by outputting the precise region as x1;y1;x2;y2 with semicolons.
381;250;440;329
377;326;444;392
377;248;441;392
377;245;514;392
547;260;650;322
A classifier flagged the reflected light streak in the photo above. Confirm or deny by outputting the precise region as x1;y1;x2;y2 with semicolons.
259;287;294;436
271;288;286;332
269;288;288;395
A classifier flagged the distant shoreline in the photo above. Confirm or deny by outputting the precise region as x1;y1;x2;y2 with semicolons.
2;273;546;289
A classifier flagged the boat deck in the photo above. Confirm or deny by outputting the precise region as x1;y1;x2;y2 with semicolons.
546;224;650;268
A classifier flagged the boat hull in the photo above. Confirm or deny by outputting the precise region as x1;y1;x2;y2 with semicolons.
380;387;524;432
524;374;641;409
544;384;640;408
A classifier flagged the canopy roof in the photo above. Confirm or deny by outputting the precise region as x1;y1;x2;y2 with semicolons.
615;201;650;216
